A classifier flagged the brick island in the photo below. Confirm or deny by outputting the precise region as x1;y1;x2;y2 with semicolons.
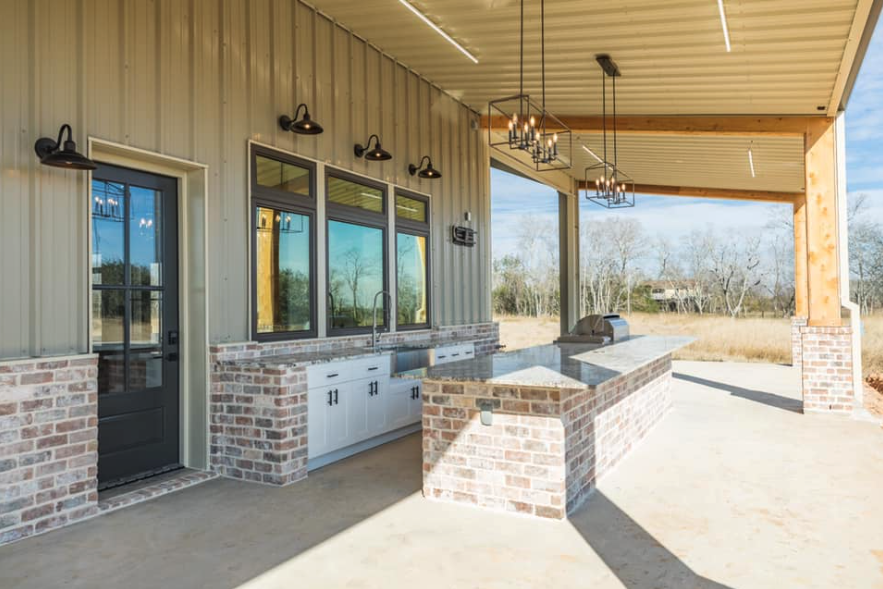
401;335;694;519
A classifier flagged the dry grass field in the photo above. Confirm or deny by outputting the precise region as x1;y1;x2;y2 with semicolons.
495;312;883;374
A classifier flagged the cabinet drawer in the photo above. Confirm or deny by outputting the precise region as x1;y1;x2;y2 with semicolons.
307;362;352;387
354;356;391;378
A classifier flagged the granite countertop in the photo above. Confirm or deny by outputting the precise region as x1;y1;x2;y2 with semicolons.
222;347;391;370
220;335;483;370
399;335;695;389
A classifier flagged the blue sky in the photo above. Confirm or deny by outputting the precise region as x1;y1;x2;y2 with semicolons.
492;23;883;260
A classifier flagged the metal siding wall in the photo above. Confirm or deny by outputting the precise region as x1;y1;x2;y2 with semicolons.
0;0;491;359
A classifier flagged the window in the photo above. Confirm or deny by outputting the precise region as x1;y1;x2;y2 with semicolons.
251;147;317;340
326;172;388;334
395;191;431;329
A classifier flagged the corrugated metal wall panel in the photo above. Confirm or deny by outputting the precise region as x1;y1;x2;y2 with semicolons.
0;0;491;359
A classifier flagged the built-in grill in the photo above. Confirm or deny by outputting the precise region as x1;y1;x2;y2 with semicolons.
555;313;630;344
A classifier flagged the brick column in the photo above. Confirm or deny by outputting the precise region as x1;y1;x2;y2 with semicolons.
210;362;309;485
800;325;855;414
0;356;99;546
791;316;808;370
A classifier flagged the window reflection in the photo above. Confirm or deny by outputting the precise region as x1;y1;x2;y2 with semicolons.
397;233;428;326
255;207;312;333
129;186;162;286
328;220;385;329
256;155;311;194
91;180;126;286
328;176;384;213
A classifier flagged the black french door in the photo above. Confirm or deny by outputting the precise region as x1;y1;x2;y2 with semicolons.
91;163;180;489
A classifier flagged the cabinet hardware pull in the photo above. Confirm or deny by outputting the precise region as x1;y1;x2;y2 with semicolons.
327;391;333;406
334;389;339;404
327;373;339;378
368;366;378;371
452;353;460;357
438;355;446;359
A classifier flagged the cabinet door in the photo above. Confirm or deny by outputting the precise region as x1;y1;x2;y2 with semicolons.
408;381;423;422
367;377;389;435
348;378;371;443
387;384;412;431
325;382;350;453
308;387;333;459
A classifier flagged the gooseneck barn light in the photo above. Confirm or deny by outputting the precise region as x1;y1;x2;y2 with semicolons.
354;135;393;161
408;155;441;179
34;124;97;171
278;103;324;135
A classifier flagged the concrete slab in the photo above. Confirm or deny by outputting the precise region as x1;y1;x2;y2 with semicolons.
1;361;882;589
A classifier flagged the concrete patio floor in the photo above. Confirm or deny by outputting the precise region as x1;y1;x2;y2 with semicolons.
2;360;882;589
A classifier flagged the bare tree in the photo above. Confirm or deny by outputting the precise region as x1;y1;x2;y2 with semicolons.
709;233;765;318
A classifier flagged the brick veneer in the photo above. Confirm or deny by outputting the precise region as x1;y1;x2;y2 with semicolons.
209;322;500;486
209;363;309;485
563;356;671;512
421;355;672;520
800;325;855;414
0;355;99;546
791;316;808;371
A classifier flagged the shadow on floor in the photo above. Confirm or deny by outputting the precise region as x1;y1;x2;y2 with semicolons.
0;434;424;589
674;371;803;413
570;491;734;589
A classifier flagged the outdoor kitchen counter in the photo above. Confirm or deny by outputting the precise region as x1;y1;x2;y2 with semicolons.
402;335;694;520
399;335;694;389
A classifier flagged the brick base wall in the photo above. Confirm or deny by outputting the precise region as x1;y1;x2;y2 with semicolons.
422;355;673;520
800;325;855;414
422;382;571;519
791;316;808;371
209;363;308;485
0;355;99;546
564;357;672;513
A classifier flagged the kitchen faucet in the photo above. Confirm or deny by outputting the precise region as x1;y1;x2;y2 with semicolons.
372;290;391;352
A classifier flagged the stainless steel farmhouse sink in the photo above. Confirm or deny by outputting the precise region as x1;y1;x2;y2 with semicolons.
377;344;433;374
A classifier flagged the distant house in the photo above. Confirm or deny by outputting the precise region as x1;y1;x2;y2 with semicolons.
644;280;700;311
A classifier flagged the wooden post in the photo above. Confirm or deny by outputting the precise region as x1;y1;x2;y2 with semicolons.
793;194;808;318
803;119;842;327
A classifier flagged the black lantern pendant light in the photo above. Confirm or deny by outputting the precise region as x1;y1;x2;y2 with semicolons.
278;103;324;135
354;134;392;161
409;155;441;179
34;124;97;171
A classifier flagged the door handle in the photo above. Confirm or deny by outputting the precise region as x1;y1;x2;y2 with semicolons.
334;389;339;405
373;381;379;396
327;390;333;406
368;382;374;396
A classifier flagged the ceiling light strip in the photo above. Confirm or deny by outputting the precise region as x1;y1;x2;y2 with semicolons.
717;0;732;52
748;147;756;177
582;144;604;164
397;0;478;64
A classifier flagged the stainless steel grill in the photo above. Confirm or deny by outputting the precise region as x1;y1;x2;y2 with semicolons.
556;314;630;344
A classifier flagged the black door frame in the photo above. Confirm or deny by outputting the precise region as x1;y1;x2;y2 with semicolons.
91;162;181;489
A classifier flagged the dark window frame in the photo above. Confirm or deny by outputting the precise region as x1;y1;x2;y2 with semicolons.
250;146;318;341
395;189;431;331
325;169;389;336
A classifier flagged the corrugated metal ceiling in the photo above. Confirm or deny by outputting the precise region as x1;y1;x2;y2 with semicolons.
308;0;866;192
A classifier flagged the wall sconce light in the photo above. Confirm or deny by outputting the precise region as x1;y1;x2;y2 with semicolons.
34;124;97;171
354;134;392;161
278;103;324;135
408;155;442;179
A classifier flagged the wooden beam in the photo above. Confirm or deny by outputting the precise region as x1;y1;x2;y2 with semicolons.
575;182;800;203
483;115;834;137
804;119;842;326
794;195;808;317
